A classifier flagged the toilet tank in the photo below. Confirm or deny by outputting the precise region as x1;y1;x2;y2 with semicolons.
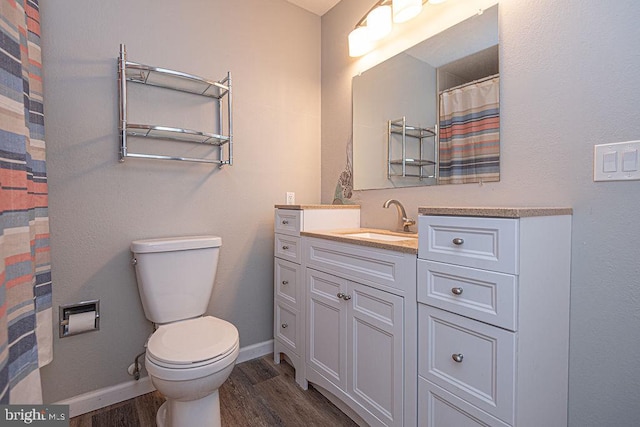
131;235;222;324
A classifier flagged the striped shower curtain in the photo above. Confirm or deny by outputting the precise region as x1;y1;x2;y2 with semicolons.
438;75;500;184
0;0;53;403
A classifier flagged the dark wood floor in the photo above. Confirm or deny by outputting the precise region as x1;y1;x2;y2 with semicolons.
70;355;358;427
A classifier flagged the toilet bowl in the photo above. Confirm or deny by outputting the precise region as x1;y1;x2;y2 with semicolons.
146;316;239;427
131;236;238;427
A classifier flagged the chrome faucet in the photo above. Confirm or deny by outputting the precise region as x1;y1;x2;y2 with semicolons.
382;199;416;232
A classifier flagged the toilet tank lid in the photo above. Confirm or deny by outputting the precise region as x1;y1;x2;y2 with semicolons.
131;235;222;253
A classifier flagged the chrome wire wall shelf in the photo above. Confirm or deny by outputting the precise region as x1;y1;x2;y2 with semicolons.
125;124;230;145
388;117;436;180
118;44;233;165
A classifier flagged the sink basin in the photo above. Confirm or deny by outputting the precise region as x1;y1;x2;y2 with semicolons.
343;232;417;242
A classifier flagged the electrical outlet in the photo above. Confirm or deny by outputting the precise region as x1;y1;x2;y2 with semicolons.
286;192;295;205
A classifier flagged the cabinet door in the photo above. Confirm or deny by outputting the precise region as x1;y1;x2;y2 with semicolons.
306;268;347;390
348;281;404;427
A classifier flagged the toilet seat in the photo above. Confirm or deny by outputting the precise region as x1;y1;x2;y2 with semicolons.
147;316;239;369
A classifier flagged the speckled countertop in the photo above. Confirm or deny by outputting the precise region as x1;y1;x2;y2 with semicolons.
418;206;573;218
282;207;571;253
301;228;418;254
274;204;360;210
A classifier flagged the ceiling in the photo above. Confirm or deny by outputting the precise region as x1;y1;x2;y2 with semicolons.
285;0;341;16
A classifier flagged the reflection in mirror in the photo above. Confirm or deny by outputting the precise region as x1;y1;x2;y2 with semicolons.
352;4;499;190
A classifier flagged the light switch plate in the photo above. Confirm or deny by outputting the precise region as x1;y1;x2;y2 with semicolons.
594;141;640;182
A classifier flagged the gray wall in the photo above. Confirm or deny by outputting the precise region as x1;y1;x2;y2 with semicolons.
322;0;640;425
40;0;321;402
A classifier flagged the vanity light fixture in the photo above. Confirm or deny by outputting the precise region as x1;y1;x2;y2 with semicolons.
367;4;393;40
393;0;423;23
348;26;374;57
348;0;447;57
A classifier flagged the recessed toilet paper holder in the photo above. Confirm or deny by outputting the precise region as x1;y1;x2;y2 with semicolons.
59;300;100;338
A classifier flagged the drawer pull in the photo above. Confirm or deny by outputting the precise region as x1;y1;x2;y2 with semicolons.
281;323;288;329
337;292;345;299
343;294;352;301
451;353;464;363
282;245;289;250
282;220;289;225
451;287;464;295
452;237;465;245
281;280;289;285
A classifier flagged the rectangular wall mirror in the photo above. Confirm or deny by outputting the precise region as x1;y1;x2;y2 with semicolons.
352;4;499;190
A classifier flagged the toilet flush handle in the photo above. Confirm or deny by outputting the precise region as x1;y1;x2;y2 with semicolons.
131;258;137;266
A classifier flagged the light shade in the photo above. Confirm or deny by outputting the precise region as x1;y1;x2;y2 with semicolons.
366;5;392;41
348;26;373;57
392;0;423;23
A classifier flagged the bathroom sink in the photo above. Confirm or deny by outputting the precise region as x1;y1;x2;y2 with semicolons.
343;232;417;242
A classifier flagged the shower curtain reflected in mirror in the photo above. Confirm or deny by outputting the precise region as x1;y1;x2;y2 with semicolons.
438;75;500;185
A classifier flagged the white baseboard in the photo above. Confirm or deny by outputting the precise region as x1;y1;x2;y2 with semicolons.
57;339;273;418
57;376;156;418
236;339;273;364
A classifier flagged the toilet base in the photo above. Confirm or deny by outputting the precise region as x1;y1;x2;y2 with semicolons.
156;389;221;427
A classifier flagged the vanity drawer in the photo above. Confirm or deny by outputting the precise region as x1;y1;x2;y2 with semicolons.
418;216;518;274
418;305;515;424
275;258;301;307
417;260;517;331
275;233;301;263
275;209;301;236
304;237;415;294
275;302;299;354
418;378;510;427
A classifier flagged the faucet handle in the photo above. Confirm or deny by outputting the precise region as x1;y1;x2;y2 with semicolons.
402;217;416;232
403;217;416;226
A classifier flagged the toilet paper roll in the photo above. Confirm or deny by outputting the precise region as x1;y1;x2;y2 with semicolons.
68;311;96;334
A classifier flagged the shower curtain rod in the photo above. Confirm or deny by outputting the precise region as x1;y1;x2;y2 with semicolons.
440;73;499;94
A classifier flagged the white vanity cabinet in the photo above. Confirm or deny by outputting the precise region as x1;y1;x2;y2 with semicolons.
303;236;417;427
273;206;360;389
416;210;572;427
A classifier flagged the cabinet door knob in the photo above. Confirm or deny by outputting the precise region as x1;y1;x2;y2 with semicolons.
281;323;288;329
451;353;464;363
337;292;345;299
452;238;464;245
282;245;289;250
451;287;463;295
343;294;352;301
281;280;288;285
282;220;289;225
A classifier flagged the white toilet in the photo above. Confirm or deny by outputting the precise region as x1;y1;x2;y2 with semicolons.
131;235;239;427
